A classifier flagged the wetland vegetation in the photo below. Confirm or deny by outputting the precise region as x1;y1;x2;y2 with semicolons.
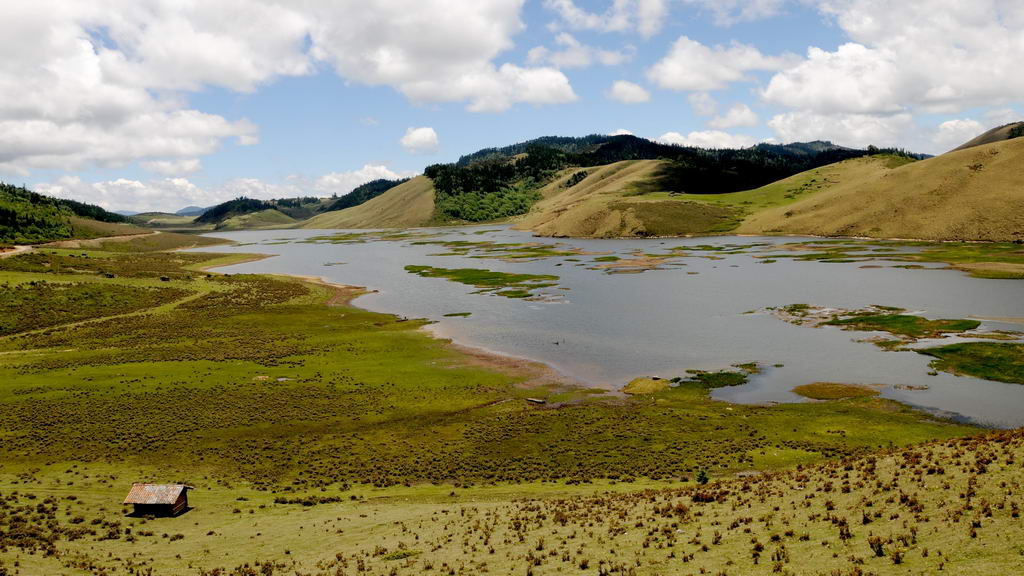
3;230;1009;574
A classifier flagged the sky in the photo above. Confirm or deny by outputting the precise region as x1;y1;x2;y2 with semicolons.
1;0;1021;213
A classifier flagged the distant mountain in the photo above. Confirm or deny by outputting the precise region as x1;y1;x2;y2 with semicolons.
175;205;208;216
114;210;140;216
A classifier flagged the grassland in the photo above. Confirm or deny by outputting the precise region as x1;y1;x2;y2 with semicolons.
918;342;1024;384
302;176;436;230
404;265;560;298
794;382;881;400
0;422;1015;575
738;138;1024;242
514;160;745;237
0;232;1011;575
824;314;981;339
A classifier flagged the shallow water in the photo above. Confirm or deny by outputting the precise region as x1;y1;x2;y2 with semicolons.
189;226;1024;428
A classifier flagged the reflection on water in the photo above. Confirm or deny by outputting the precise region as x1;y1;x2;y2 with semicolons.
188;226;1024;428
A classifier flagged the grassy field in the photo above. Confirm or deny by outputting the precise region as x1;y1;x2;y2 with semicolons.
738;138;1024;242
404;265;560;298
514;160;743;237
919;342;1024;384
302;176;436;230
0;233;1008;575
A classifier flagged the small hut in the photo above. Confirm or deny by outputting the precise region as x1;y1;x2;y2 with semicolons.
123;483;193;517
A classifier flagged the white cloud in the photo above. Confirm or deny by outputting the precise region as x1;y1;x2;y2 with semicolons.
761;1;1024;150
608;128;634;135
314;165;414;196
607;80;651;104
33;162;416;214
308;1;576;112
932;119;986;150
767;111;914;148
709;104;759;129
647;36;794;91
527;33;632;69
400;127;440;155
762;44;904;114
656;130;757;148
543;0;668;38
682;0;786;26
140;158;202;176
35;176;219;214
0;0;578;175
688;92;718;117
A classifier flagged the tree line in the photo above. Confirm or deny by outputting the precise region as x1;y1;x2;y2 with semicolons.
0;183;126;245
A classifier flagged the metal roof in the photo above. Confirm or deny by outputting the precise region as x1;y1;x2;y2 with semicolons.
123;483;192;505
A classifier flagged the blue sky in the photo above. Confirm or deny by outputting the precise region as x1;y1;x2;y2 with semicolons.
2;1;1020;212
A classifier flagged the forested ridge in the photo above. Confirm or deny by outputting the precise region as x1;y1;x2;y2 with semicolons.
0;183;127;245
426;134;925;222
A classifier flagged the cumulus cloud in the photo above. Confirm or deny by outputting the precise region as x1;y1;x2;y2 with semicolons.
647;36;794;92
932;119;986;151
308;1;575;112
35;176;219;214
33;162;415;214
656;130;757;148
682;0;786;26
400;127;440;155
688;93;718;117
140;158;202;176
314;164;413;196
527;33;632;69
543;0;668;38
761;1;1024;150
762;44;905;114
609;128;634;135
767;111;914;148
0;1;579;175
709;104;759;129
607;80;651;104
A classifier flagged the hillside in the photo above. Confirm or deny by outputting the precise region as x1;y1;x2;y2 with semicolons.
1;182;142;245
426;135;896;225
738;137;1024;242
302;175;435;229
514;160;738;237
216;207;296;230
952;121;1024;151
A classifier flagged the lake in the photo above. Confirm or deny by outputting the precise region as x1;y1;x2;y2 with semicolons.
188;226;1024;428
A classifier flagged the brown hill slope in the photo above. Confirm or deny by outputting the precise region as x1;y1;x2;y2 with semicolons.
737;138;1024;242
302;176;435;229
514;160;740;237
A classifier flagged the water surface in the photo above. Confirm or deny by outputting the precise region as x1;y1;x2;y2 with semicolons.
189;226;1024;428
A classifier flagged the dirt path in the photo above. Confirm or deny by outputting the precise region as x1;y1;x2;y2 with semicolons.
43;230;160;249
0;245;32;259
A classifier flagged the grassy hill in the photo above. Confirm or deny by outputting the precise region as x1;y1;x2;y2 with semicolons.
215;208;297;230
737;137;1024;242
302;175;436;229
1;182;144;246
514;160;739;237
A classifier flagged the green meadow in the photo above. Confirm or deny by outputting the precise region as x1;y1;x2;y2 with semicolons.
0;233;1016;575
